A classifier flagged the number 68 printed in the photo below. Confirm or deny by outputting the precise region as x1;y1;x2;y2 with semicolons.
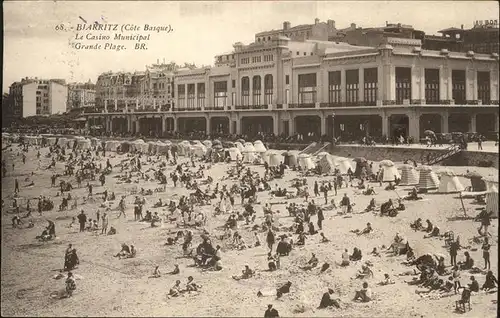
55;24;65;31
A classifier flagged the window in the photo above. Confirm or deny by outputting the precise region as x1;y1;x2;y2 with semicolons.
232;92;236;106
264;54;274;62
187;84;195;108
346;69;359;104
197;83;205;108
177;84;185;108
452;70;466;104
241;77;250;106
214;81;227;108
298;73;317;104
425;69;440;104
264;74;273;105
251;56;261;63
477;71;490;104
285;75;290;85
285;89;289;104
153;83;157;90
395;67;411;103
296;52;299;56
241;58;250;64
232;80;235;88
36;91;41;95
328;71;341;104
252;76;261;105
364;68;378;105
304;52;307;56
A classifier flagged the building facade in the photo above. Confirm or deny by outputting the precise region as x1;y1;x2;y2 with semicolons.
67;81;96;109
85;23;499;140
9;78;68;118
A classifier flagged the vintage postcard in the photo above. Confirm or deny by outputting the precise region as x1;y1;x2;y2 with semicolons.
2;1;499;317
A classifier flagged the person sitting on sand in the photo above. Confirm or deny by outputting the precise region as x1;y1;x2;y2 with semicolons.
12;215;22;228
320;232;330;243
107;226;117;235
350;247;363;261
114;243;131;259
378;273;395;286
385;182;396;191
167;264;180;275
424;219;433;232
268;252;277;271
295;231;306;245
365;198;376;212
65;249;79;271
353;282;372;302
363;186;376;196
356;265;374;279
276;281;292;298
340;249;350;266
351;223;373;236
308;222;318;235
186;276;202;292
300;253;319;271
319;288;340;309
233;265;255;280
410;218;423;231
151;266;161;278
151;212;161;227
396;199;405;211
481;271;498;291
424;225;441;238
168;280;182;297
370;247;381;257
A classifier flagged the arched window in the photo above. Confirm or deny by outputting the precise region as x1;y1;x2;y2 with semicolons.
264;74;273;104
252;76;261;106
241;77;249;106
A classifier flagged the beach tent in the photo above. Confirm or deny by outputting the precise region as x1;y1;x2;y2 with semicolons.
212;140;222;146
242;151;258;164
465;171;487;192
417;165;440;190
46;137;57;146
315;151;330;160
191;144;207;157
253;140;267;153
268;152;284;167
234;142;244;152
261;150;274;165
227;147;242;161
243;143;256;153
399;164;419;186
379;160;401;182
119;141;132;153
485;185;498;217
156;141;169;155
203;140;212;148
334;157;354;175
223;141;235;148
25;136;40;146
147;141;158;154
132;139;148;153
90;137;100;147
483;176;499;192
298;153;315;170
105;140;120;152
318;154;336;174
283;150;300;167
76;138;91;150
437;169;465;193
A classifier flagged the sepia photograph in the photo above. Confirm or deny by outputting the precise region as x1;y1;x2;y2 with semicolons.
1;1;499;317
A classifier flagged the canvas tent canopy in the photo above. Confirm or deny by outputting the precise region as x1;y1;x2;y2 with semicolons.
76;138;91;150
485;185;498;217
466;172;487;192
227;147;242;161
417;165;440;190
318;154;336;174
334;157;354;175
191;144;207;157
283;150;300;167
203;140;212;148
105;140;120;152
267;152;284;167
253;140;267;153
234;142;244;152
298;154;315;170
399;164;419;186
437;169;465;193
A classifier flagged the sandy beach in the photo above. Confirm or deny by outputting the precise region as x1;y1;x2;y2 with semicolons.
1;142;497;317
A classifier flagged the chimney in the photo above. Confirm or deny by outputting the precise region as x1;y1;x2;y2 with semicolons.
351;23;356;29
283;21;291;30
327;19;336;29
461;24;464;29
157;59;159;64
315;18;319;25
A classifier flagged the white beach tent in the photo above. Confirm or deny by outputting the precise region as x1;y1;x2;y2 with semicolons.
46;137;57;146
191;144;207;157
57;137;68;147
261;150;274;165
334;157;354;175
298;153;316;170
227;147;242;161
437;169;465;193
203;140;212;148
76;138;91;150
105;140;121;152
253;140;267;153
485;185;498;217
234;141;245;152
268;152;284;167
379;160;401;182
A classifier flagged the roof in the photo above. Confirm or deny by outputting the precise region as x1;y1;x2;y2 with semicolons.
324;43;374;55
438;27;464;33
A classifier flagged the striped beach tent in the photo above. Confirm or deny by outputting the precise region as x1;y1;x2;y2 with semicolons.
298;153;316;170
399;164;419;185
437;169;465;193
417;165;440;190
485;185;498;217
318;154;336;174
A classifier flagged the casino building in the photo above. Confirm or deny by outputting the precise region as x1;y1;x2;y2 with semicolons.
85;19;499;141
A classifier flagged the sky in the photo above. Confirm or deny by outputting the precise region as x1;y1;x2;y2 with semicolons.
3;1;499;93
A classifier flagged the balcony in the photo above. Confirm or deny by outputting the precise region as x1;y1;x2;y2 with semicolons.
204;107;225;111
235;105;269;110
174;107;202;111
288;103;315;109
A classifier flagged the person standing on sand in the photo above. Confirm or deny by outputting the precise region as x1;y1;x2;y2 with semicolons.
77;210;87;232
266;229;276;252
65;272;76;297
14;178;19;194
264;304;279;318
101;212;109;235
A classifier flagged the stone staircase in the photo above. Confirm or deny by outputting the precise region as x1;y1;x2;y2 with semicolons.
424;144;462;165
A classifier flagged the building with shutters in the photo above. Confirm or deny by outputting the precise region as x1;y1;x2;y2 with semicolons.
84;19;499;141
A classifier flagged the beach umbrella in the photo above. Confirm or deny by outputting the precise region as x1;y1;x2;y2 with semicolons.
353;157;367;163
424;130;436;137
212;140;222;146
379;159;395;167
212;144;223;150
203;140;212;148
465;171;482;178
237;139;245;144
223;141;235;148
